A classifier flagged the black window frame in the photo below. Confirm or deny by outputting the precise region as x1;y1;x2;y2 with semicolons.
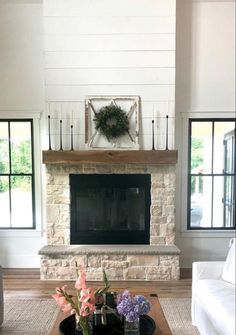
0;119;36;229
187;118;236;230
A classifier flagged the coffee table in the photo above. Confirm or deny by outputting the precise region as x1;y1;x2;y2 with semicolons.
50;293;172;335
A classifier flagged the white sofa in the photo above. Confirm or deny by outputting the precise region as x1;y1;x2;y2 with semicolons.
192;239;236;335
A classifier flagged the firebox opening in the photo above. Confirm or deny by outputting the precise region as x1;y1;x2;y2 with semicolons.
70;174;151;244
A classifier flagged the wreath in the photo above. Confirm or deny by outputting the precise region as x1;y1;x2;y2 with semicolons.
94;104;129;141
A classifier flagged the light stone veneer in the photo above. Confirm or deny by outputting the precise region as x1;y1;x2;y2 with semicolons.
40;163;180;281
39;245;180;281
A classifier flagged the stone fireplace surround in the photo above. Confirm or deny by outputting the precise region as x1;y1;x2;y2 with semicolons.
39;160;180;281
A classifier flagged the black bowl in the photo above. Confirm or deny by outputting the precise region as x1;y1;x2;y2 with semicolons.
59;314;156;335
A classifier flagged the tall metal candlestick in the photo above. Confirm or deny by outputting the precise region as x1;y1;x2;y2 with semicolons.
152;120;155;150
70;125;74;151
59;119;63;150
48;115;52;150
165;115;169;150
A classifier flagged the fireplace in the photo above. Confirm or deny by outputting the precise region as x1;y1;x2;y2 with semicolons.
70;174;151;244
39;160;180;281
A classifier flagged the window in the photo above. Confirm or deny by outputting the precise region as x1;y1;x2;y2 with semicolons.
188;119;235;229
0;120;35;229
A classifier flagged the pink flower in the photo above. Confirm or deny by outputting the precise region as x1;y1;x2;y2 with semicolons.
80;301;95;316
55;285;67;296
80;305;90;317
80;288;95;304
75;276;86;290
53;264;98;323
61;303;73;313
52;294;66;306
52;294;73;313
75;266;87;289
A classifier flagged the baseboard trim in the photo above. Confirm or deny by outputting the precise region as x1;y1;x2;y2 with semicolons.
3;268;40;279
180;268;192;279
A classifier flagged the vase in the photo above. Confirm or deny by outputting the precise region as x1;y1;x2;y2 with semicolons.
75;315;93;335
124;318;140;335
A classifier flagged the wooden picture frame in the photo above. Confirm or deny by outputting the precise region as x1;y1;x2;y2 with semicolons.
85;96;140;149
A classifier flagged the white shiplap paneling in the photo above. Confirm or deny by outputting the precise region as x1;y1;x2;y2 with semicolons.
44;16;175;35
44;34;175;52
44;0;176;17
46;85;175;102
44;0;176;149
45;51;175;69
45;68;175;85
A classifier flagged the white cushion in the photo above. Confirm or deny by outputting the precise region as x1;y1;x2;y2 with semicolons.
222;238;236;285
196;279;236;335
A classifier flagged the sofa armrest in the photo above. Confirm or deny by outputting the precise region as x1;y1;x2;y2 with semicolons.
193;261;225;281
192;261;225;293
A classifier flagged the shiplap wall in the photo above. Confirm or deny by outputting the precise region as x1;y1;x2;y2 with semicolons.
43;0;176;150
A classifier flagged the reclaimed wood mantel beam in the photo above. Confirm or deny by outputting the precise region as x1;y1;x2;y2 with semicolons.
42;150;178;165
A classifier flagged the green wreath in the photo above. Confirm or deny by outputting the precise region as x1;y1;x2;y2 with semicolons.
94;104;129;141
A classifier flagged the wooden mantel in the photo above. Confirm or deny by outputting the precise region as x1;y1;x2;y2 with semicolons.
42;150;178;165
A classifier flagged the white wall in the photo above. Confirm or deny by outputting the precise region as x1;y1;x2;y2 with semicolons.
43;0;176;150
175;0;236;268
0;1;45;111
0;1;45;267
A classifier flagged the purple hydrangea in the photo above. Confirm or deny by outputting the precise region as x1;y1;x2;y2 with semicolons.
116;290;151;322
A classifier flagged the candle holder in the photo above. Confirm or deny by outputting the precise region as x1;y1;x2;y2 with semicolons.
165;115;169;150
152;120;155;150
48;115;52;150
70;125;74;151
59;119;63;151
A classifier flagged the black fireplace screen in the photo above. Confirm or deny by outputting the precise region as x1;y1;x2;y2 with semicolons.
70;174;151;244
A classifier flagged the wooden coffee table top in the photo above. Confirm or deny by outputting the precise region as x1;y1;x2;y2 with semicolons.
50;293;172;335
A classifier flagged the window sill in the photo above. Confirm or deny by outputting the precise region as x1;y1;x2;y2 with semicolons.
0;229;44;238
179;230;236;238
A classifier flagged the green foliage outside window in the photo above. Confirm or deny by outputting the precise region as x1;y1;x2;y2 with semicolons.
191;138;203;193
0;139;32;192
0;140;9;174
191;138;203;170
0;178;8;193
11;140;32;174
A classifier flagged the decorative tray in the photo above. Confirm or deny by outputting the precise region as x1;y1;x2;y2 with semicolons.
59;314;156;335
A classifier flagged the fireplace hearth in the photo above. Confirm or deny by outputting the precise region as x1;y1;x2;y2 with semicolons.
70;174;151;244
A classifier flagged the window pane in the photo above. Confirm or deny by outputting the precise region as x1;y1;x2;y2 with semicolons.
212;176;225;228
190;176;212;228
11;176;33;228
10;122;32;174
223;176;235;227
225;136;235;174
191;122;212;174
0;122;9;174
213;122;235;174
0;176;10;227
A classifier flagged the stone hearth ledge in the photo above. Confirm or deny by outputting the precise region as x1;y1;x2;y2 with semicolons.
39;244;180;281
39;244;180;255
